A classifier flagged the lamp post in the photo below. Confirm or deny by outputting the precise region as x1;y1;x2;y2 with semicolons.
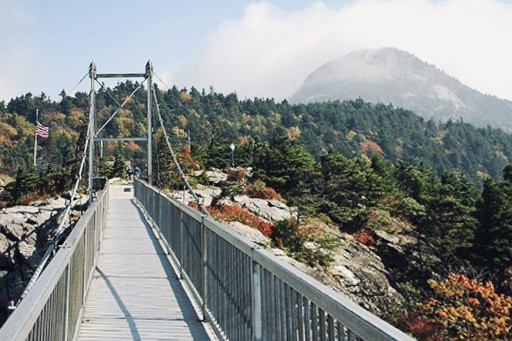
230;143;235;166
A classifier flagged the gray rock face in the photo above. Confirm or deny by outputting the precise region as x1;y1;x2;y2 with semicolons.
3;206;40;215
171;169;406;318
223;195;294;222
225;221;270;247
220;216;404;317
167;187;222;208
0;193;83;326
301;240;403;316
205;169;228;185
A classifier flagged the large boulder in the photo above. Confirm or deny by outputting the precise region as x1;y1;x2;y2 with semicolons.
225;221;270;247
204;169;228;185
0;221;26;241
223;195;294;222
18;241;41;268
167;187;222;208
302;239;404;316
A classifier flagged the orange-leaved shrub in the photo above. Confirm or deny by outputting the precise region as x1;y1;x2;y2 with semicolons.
177;145;201;173
245;179;281;200
415;273;512;339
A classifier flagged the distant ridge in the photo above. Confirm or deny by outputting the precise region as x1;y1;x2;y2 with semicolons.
290;47;512;131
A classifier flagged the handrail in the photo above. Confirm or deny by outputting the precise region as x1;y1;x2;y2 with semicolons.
0;184;110;341
134;179;415;341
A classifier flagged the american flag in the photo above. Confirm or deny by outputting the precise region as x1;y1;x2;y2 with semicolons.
36;122;49;138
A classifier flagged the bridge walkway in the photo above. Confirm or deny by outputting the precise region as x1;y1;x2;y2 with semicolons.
77;183;211;340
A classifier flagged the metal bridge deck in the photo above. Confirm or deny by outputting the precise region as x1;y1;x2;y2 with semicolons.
77;183;211;340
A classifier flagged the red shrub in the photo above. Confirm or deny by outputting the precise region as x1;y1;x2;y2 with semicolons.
360;139;384;156
354;230;376;247
396;312;444;341
190;201;273;237
220;205;272;236
19;193;42;205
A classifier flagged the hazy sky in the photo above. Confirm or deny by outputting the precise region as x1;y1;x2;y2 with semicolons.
1;0;512;102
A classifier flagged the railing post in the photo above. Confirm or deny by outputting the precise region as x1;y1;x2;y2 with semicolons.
82;220;89;304
252;252;263;341
201;216;208;322
64;265;70;341
179;209;184;279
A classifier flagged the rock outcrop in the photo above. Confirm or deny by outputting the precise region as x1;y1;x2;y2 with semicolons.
220;195;294;222
231;224;405;316
0;193;88;326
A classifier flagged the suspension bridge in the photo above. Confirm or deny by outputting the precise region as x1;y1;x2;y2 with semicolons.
0;63;414;340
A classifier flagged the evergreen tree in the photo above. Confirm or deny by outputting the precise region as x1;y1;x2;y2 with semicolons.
258;126;318;194
2;167;39;204
154;134;174;190
318;150;390;231
112;155;127;179
428;171;479;263
475;169;512;272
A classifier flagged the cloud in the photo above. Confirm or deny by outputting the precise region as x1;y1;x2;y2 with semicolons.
177;0;512;101
0;2;39;101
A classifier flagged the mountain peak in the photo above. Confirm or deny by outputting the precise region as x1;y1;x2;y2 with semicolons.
290;48;512;131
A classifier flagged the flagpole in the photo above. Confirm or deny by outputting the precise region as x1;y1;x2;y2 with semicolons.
33;110;38;167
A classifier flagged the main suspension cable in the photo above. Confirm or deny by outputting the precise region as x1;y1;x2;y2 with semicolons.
16;117;94;306
64;71;89;97
151;85;211;218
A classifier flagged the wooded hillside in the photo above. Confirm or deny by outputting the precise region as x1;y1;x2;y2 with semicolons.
1;84;511;338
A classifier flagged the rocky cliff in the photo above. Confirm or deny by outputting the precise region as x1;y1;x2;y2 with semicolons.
0;193;87;325
168;169;411;317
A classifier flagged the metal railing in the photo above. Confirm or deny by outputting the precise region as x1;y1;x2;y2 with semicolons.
0;185;109;341
134;180;415;341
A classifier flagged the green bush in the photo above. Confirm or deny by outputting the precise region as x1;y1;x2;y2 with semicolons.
273;218;340;268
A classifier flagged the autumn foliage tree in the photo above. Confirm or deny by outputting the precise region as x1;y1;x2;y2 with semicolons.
415;273;512;340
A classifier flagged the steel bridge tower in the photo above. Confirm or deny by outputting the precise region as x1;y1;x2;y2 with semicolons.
87;61;153;200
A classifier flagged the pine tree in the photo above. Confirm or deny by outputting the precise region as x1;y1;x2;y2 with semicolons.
258;126;318;194
428;171;479;263
475;169;512;272
112;155;127;179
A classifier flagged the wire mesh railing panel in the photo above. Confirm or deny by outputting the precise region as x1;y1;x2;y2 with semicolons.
205;229;253;340
181;212;203;292
67;234;85;339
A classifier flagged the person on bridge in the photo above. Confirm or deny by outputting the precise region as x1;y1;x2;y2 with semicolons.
127;165;134;182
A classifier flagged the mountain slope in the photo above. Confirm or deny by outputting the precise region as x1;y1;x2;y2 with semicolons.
290;47;512;131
